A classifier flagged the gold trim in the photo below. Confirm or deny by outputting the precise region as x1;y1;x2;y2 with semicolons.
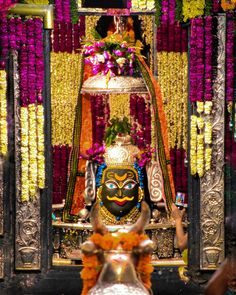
9;4;54;29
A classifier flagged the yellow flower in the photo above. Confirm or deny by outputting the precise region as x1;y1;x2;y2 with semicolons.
190;115;197;175
20;107;29;202
0;70;8;156
37;105;45;189
182;0;205;22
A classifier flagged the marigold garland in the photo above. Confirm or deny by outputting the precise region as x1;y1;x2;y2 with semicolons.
190;115;197;175
28;104;38;197
182;0;205;22
24;0;49;3
221;0;236;11
157;52;188;150
109;93;130;121
37;104;45;189
81;232;153;295
190;102;213;177
21;107;30;202
51;52;82;145
0;70;8;156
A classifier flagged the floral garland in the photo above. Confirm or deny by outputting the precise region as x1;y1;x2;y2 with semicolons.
18;18;45;200
81;232;153;295
0;70;7;156
109;93;130;120
182;0;205;22
190;101;213;177
130;94;152;149
226;13;235;102
52;145;71;204
156;1;188;52
51;52;82;145
0;0;16;18
90;95;109;145
221;0;236;11
131;0;155;10
157;52;188;150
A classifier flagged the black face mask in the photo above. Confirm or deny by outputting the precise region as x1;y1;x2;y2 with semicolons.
99;167;140;217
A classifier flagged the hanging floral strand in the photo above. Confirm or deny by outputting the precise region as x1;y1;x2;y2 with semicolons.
0;70;7;156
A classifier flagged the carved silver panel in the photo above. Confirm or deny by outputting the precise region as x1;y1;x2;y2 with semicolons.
12;51;41;270
0;156;3;235
200;15;226;270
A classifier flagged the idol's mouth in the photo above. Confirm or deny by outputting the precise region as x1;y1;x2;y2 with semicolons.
107;196;134;206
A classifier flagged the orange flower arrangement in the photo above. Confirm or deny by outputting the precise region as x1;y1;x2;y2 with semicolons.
81;232;154;295
221;0;236;10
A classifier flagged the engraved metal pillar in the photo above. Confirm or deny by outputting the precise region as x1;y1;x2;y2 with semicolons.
200;15;226;270
12;52;41;270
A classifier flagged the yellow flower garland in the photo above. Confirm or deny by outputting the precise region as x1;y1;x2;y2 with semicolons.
24;0;49;3
0;70;8;156
51;52;82;145
157;52;188;150
20;104;45;201
28;104;38;197
37;104;45;189
81;232;153;295
109;93;130;120
190;115;197;175
21;107;30;202
190;101;213;177
182;0;205;22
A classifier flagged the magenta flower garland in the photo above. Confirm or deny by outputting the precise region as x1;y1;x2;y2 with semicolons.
156;0;187;53
34;18;44;104
90;95;110;145
52;145;71;204
0;0;16;18
226;13;234;102
190;18;204;102
204;16;213;101
130;94;151;149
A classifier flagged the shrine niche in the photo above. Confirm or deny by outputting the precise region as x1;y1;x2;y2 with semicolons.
0;0;235;294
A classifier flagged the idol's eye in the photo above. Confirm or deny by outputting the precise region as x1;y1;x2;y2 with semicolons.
124;182;136;190
105;182;117;189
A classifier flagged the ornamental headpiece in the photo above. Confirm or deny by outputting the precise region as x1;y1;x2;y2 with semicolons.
104;134;140;166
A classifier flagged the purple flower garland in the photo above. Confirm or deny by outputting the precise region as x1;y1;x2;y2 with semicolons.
90;95;110;145
52;0;85;53
130;94;151;149
34;18;44;104
156;0;187;53
53;145;71;204
190;17;214;102
17;18;44;106
204;16;213;101
225;13;234;102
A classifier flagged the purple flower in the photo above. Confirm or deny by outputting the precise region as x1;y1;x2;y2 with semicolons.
113;49;123;57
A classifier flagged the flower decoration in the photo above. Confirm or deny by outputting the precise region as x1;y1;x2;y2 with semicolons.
0;0;16;18
82;36;140;77
136;147;154;168
80;143;105;164
221;0;236;11
81;232;153;295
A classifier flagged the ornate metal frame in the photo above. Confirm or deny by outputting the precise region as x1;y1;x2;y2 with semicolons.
200;15;226;270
